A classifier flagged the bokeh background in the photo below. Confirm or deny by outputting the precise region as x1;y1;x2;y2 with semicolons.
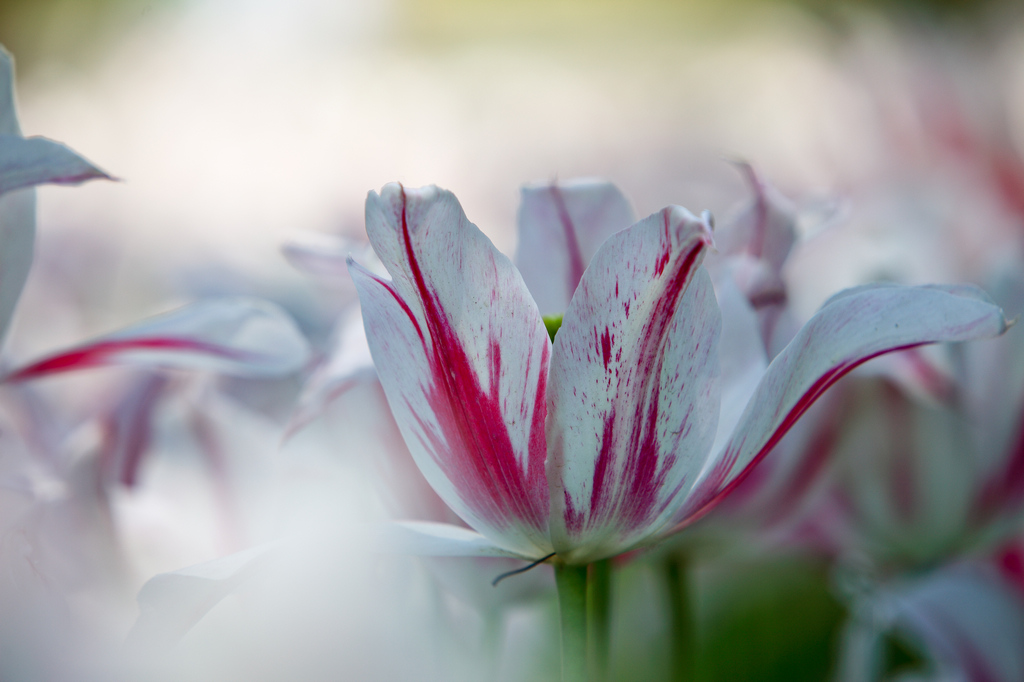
4;0;1022;340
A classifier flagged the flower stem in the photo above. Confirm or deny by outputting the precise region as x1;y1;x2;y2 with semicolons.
555;562;589;682
666;554;695;682
587;559;613;682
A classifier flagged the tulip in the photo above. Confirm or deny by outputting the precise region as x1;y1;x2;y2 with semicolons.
352;182;1008;565
349;181;1008;679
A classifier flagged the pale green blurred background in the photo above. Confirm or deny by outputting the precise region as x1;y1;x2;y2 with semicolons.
0;0;1011;71
2;0;1018;262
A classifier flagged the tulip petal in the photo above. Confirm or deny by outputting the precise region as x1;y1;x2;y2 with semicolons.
675;283;1009;527
1;46;20;137
0;48;30;347
715;162;796;278
282;232;361;281
547;206;718;562
0;186;33;345
514;179;635;315
4;297;310;381
967;270;1024;522
350;184;552;557
0;135;112;197
820;379;975;565
713;164;800;357
287;306;376;436
100;371;172;487
709;265;769;459
0;47;112;346
889;566;1024;682
127;543;280;649
375;521;536;559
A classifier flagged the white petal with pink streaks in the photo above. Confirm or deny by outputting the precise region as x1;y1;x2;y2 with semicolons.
674;283;1009;527
547;206;719;563
5;297;310;381
514;179;635;315
351;184;552;558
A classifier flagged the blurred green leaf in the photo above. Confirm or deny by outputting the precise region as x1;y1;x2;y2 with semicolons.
692;554;845;682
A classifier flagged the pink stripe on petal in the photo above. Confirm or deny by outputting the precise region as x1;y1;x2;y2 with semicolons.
515;179;635;315
549;185;587;301
354;184;552;556
721;390;846;528
672;284;1008;530
5;337;258;381
398;193;548;531
676;343;925;528
5;298;310;381
99;372;171;487
548;206;719;562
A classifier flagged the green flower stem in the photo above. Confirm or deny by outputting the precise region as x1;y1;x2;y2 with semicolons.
555;561;589;682
587;559;613;682
666;554;695;682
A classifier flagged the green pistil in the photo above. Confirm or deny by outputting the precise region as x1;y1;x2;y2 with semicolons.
543;313;564;342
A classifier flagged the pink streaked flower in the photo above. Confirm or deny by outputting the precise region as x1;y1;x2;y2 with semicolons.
780;269;1024;573
838;562;1024;682
351;182;1009;566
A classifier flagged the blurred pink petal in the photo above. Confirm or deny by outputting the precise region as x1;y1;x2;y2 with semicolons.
514;179;635;315
5;297;310;382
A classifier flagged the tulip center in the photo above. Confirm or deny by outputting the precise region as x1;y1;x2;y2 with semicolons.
542;313;563;342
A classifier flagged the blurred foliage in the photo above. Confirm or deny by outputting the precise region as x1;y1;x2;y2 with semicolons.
608;552;847;682
602;551;938;682
0;0;1017;72
395;0;731;46
0;0;177;74
798;0;1013;23
881;631;930;680
397;0;1020;46
692;553;844;682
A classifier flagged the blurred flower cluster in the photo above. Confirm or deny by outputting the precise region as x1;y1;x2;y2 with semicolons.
3;3;1024;681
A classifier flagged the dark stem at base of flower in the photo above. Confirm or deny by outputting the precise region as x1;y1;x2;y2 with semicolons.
491;552;556;586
